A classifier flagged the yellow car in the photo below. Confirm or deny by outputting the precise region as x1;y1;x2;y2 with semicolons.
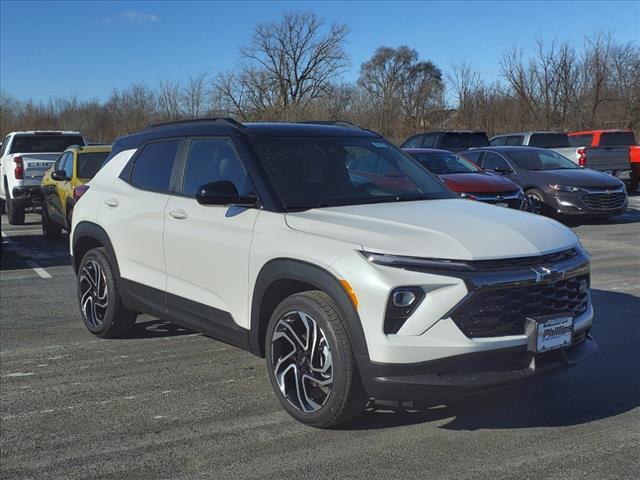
40;145;111;240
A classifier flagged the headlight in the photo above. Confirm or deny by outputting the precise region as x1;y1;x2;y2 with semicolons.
361;251;474;272
549;184;582;193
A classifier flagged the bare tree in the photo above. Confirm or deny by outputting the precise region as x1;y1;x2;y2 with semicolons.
158;80;183;120
215;12;348;115
358;46;443;139
180;73;208;118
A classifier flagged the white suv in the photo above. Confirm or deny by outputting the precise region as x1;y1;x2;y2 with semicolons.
71;119;596;427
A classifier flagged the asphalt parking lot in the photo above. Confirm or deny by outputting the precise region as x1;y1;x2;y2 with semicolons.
1;201;639;480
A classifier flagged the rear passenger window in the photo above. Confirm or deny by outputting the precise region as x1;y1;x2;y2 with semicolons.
181;139;251;196
402;136;423;148
568;134;593;147
130;139;181;192
421;134;436;148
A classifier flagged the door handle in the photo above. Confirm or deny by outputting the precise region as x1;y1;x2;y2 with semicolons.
103;197;119;208
169;209;188;220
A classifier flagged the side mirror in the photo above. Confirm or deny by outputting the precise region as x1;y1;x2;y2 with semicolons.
195;180;257;207
51;170;69;181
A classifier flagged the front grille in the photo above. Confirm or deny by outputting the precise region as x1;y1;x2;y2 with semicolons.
469;248;578;271
451;274;589;338
581;192;626;211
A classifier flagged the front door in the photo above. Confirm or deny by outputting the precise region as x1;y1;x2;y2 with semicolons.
163;137;259;332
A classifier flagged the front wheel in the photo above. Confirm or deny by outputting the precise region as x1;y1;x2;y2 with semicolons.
265;290;368;428
525;189;546;215
77;247;137;338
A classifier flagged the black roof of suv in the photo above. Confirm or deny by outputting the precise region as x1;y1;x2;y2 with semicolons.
111;119;379;157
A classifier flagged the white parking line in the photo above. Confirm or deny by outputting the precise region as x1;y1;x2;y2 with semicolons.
25;260;52;279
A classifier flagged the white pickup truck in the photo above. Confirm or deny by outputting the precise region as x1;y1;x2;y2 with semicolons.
0;131;85;224
489;131;631;175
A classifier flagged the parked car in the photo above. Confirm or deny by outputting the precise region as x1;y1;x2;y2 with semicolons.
568;129;639;193
464;146;628;218
404;147;524;209
401;131;489;152
40;145;111;240
489;131;631;176
72;119;595;427
0;131;86;224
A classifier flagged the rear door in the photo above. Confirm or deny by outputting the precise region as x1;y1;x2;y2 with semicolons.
98;138;182;296
163;137;259;333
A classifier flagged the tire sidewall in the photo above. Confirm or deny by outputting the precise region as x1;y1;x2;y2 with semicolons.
265;293;351;426
77;248;120;336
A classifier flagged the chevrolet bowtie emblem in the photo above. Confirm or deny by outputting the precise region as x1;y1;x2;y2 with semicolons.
531;266;564;282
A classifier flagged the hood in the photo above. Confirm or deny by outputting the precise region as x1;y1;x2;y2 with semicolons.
526;168;623;187
285;199;577;261
441;172;519;193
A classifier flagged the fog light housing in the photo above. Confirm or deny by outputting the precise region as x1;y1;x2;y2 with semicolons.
384;287;425;334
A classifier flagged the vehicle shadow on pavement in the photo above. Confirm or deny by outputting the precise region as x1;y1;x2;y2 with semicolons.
128;318;194;339
345;288;640;431
1;233;71;269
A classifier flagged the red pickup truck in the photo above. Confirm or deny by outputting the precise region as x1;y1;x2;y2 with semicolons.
569;129;639;192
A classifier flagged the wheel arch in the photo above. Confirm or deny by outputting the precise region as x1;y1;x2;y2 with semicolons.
250;258;369;363
72;221;119;277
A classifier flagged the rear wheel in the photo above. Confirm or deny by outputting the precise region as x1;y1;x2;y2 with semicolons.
42;204;62;241
7;195;25;225
77;247;136;338
265;290;368;428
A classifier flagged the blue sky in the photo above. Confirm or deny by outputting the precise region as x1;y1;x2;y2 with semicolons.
1;0;639;102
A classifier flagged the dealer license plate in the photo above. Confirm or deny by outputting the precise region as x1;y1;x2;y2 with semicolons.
527;316;573;353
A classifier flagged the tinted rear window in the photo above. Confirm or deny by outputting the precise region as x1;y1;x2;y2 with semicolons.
529;133;569;148
130;140;181;192
9;135;85;154
440;133;489;149
77;152;110;179
599;132;636;146
568;134;593;147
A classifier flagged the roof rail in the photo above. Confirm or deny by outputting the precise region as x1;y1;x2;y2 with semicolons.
297;120;363;130
144;117;245;130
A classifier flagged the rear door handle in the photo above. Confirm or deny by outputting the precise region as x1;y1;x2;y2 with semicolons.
169;209;187;220
103;197;119;208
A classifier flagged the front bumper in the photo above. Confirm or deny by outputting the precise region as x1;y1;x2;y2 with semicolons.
358;334;597;402
549;187;628;216
11;186;43;207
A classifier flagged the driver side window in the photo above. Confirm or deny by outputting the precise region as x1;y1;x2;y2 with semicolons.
181;138;252;197
483;152;511;171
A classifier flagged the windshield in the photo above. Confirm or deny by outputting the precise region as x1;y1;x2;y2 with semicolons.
250;136;454;210
10;135;85;154
529;133;570;148
77;151;110;179
507;150;579;171
600;132;636;146
408;151;480;174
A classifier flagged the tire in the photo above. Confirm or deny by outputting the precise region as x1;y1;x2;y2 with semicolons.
41;204;62;241
77;247;137;338
7;195;25;225
525;189;546;215
265;290;368;428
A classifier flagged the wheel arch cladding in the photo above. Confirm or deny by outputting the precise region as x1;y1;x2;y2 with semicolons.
72;222;119;276
250;258;370;362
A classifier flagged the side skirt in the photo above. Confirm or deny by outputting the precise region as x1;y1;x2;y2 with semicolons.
119;278;251;352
